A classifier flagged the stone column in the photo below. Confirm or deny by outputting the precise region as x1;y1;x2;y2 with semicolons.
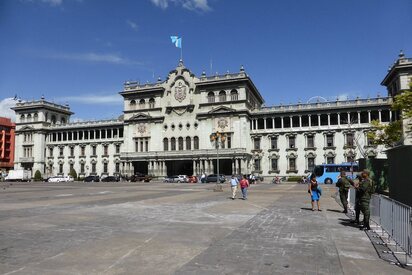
264;118;267;129
347;112;350;124
281;117;284;128
308;115;312;127
205;160;209;174
317;115;321;127
337;113;341;126
378;110;382;122
193;160;196;175
368;111;371;124
210;160;215;174
290;117;293;128
237;159;241;175
232;159;236;175
272;118;275;129
357;112;361;125
299;115;302;128
327;113;331;126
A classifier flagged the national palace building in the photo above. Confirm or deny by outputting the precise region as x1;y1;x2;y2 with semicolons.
11;52;412;180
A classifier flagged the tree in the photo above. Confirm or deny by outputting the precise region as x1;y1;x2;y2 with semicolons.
69;168;77;180
34;170;42;181
368;82;412;147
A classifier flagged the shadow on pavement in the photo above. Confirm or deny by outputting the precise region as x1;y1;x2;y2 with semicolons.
300;207;314;211
338;218;362;228
326;209;344;213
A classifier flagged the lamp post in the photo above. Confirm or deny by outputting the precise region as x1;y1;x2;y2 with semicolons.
210;131;226;192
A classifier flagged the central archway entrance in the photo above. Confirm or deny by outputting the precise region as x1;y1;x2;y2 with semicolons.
166;160;193;176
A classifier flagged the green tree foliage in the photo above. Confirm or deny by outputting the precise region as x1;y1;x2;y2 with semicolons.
69;168;77;180
368;82;412;147
34;170;42;181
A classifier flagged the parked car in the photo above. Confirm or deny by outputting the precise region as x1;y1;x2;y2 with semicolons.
101;176;119;182
131;173;152;182
4;170;31;182
201;174;226;183
48;176;74;182
83;175;100;182
188;176;198;183
163;175;187;183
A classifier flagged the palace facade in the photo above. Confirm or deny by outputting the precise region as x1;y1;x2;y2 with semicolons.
12;53;411;182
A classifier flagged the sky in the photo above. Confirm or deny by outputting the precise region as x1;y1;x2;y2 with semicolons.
1;0;411;121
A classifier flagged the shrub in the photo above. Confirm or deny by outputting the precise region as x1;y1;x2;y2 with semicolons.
34;170;43;181
287;176;303;182
69;168;77;180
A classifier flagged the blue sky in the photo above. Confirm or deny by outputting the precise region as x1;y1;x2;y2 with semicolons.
1;0;411;121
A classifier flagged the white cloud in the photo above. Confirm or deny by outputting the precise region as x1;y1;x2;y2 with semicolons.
150;0;211;12
126;20;139;31
46;52;142;65
0;98;18;122
336;93;349;101
58;94;123;105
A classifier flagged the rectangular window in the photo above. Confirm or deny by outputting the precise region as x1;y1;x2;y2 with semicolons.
271;158;278;171
307;157;315;171
59;164;63;174
307;135;314;148
227;136;231;149
70;146;74;157
140;140;144;152
104;145;108;156
254;138;261;150
289;158;296;171
289;136;296;148
346;133;354;147
135;141;139;152
145;140;149;152
326;134;334;147
81;146;85;156
115;163;120;173
270;136;278;149
59;147;64;156
103;163;108;173
80;163;85;173
254;159;261;171
327;157;335;164
115;144;120;154
49;147;53;157
92;145;97;156
69;163;74;172
92;163;96;173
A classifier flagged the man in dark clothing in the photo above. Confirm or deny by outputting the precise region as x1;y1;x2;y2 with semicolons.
336;170;352;213
358;170;375;230
351;174;362;225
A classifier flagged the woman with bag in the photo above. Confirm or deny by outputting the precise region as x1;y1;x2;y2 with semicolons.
239;175;250;200
308;174;322;211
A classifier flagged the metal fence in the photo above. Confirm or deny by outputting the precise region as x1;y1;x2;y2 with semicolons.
348;188;412;264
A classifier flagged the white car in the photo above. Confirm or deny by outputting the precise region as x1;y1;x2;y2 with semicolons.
48;176;74;182
176;175;188;183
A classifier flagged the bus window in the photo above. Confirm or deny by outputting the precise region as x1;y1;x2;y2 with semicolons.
314;166;324;177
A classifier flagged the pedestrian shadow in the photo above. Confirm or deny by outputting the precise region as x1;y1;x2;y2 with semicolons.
338;218;361;228
326;209;344;213
300;207;314;211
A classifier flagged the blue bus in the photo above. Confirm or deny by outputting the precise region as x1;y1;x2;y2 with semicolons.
311;162;359;184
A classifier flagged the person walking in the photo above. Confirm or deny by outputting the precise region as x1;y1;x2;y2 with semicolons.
350;174;362;225
308;174;322;211
336;170;352;213
229;175;239;200
239;175;250;200
358;170;375;230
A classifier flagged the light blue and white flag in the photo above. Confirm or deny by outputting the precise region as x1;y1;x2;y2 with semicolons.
170;36;182;48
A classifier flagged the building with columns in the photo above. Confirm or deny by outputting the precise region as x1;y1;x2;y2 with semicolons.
12;53;411;182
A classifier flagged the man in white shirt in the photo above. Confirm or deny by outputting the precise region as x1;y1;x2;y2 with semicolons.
230;175;239;200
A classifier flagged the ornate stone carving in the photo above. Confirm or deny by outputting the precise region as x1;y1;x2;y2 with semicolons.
217;118;228;130
174;81;187;102
137;123;146;134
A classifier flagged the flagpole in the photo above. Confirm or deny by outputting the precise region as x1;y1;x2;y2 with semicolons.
180;36;183;61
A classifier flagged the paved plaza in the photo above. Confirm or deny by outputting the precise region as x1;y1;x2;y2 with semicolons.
0;182;410;275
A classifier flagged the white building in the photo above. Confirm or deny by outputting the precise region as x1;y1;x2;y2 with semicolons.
12;54;410;182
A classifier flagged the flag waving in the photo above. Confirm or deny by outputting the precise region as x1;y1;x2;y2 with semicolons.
170;36;182;48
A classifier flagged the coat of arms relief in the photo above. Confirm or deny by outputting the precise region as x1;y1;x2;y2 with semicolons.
174;80;187;102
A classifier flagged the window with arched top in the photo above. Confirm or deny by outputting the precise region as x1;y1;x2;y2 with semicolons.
171;137;176;151
130;100;136;107
61;117;66;124
207;92;215;103
51;115;56;124
163;138;169;151
139;99;145;109
26;114;32;122
219;90;226;102
193;136;199;150
33;113;38;122
20;114;25;122
149;98;155;108
178;137;184;150
186;137;191;150
230;89;238;101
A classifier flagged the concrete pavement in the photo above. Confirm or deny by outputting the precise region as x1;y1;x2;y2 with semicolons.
0;182;409;274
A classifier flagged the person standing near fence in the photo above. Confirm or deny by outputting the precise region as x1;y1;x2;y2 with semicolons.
358;169;375;230
336;170;352;213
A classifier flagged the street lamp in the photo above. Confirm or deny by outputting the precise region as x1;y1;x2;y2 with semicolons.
210;131;226;192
